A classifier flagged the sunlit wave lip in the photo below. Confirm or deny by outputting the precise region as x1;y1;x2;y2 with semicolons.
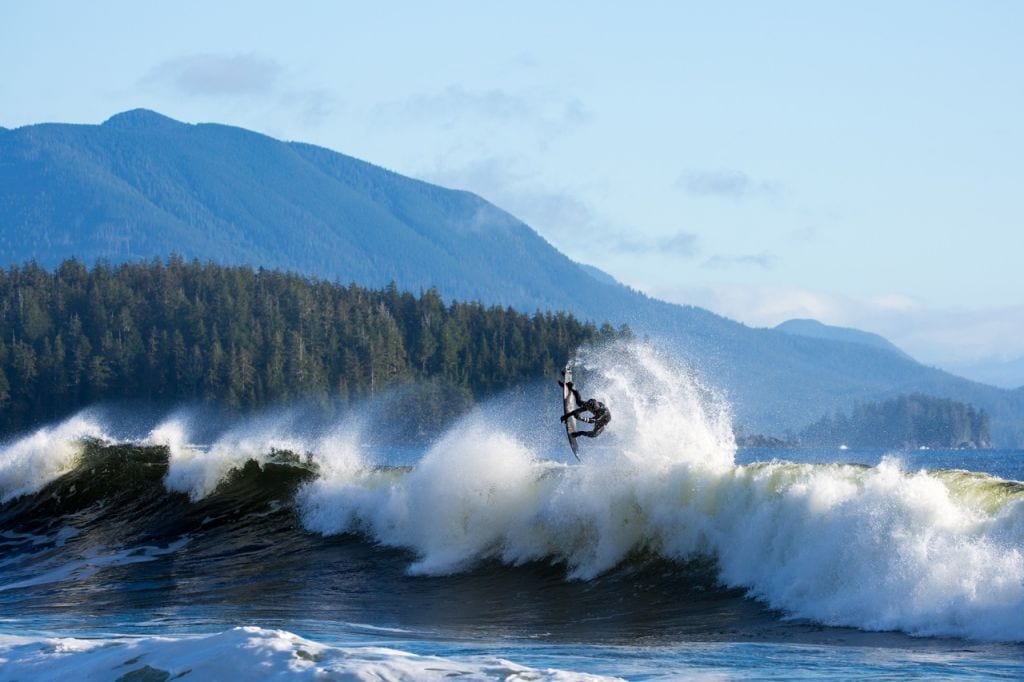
0;413;111;503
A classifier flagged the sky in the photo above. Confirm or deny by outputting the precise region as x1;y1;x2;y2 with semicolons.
3;1;1022;383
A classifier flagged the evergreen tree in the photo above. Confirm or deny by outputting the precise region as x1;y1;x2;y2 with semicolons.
0;258;623;435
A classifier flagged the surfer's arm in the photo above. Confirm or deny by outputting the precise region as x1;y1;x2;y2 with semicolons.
562;407;587;422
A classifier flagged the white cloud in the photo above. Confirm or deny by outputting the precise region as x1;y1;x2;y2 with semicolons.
676;168;780;200
422;154;602;245
372;85;591;147
143;53;281;96
136;53;340;134
614;231;699;257
702;252;775;270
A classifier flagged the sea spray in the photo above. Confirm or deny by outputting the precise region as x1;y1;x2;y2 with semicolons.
0;413;110;503
573;341;736;470
155;412;311;501
309;419;370;481
298;340;741;578
299;417;539;575
297;340;1024;640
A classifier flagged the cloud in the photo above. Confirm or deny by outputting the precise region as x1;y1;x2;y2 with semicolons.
787;225;821;242
426;155;702;268
616;231;699;257
373;85;591;145
676;169;779;200
137;53;339;130
143;53;281;97
283;88;337;127
702;252;775;269
423;155;601;242
509;52;540;69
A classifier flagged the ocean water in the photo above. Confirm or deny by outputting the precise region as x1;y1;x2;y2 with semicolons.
1;342;1022;680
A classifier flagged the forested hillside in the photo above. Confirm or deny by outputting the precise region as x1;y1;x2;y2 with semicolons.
800;394;992;449
0;259;621;435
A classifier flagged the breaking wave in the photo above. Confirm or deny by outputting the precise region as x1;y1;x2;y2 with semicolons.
1;341;1022;642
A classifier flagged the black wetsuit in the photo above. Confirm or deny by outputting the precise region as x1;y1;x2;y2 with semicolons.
564;386;611;439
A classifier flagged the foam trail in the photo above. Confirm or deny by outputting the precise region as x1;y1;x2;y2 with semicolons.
0;413;109;503
0;626;618;681
299;340;1024;641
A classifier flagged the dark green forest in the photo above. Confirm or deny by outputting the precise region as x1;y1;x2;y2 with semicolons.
800;394;992;449
0;259;624;436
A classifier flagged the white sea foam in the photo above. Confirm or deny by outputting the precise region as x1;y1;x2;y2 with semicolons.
0;626;618;681
0;413;109;503
147;411;370;501
153;413;307;500
298;340;1024;641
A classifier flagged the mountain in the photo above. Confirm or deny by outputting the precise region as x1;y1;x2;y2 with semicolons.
3;110;1023;445
940;356;1024;391
577;263;622;287
775;319;913;360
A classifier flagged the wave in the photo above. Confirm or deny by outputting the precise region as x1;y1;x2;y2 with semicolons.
0;626;618;681
0;414;110;504
297;343;1024;641
1;341;1023;642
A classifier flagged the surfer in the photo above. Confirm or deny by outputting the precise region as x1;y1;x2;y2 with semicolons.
559;380;611;439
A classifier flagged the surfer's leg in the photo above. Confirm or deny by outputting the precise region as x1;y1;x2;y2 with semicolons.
573;422;605;439
569;386;584;405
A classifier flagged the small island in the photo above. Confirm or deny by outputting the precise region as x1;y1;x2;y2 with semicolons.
799;394;992;449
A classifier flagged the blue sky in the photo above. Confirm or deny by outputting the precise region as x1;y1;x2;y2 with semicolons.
3;1;1022;381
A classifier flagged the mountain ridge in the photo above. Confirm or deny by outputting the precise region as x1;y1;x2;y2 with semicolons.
3;110;1022;445
775;318;913;361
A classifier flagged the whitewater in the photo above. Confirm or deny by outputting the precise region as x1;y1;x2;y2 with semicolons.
1;341;1022;679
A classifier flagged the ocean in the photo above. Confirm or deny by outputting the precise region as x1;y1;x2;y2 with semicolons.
1;343;1022;680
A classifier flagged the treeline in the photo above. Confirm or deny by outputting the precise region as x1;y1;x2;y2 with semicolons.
800;394;991;449
0;259;625;435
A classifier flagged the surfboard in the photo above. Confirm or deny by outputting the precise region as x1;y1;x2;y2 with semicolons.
562;364;580;460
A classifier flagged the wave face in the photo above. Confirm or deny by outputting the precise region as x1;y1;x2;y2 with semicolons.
1;341;1023;643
